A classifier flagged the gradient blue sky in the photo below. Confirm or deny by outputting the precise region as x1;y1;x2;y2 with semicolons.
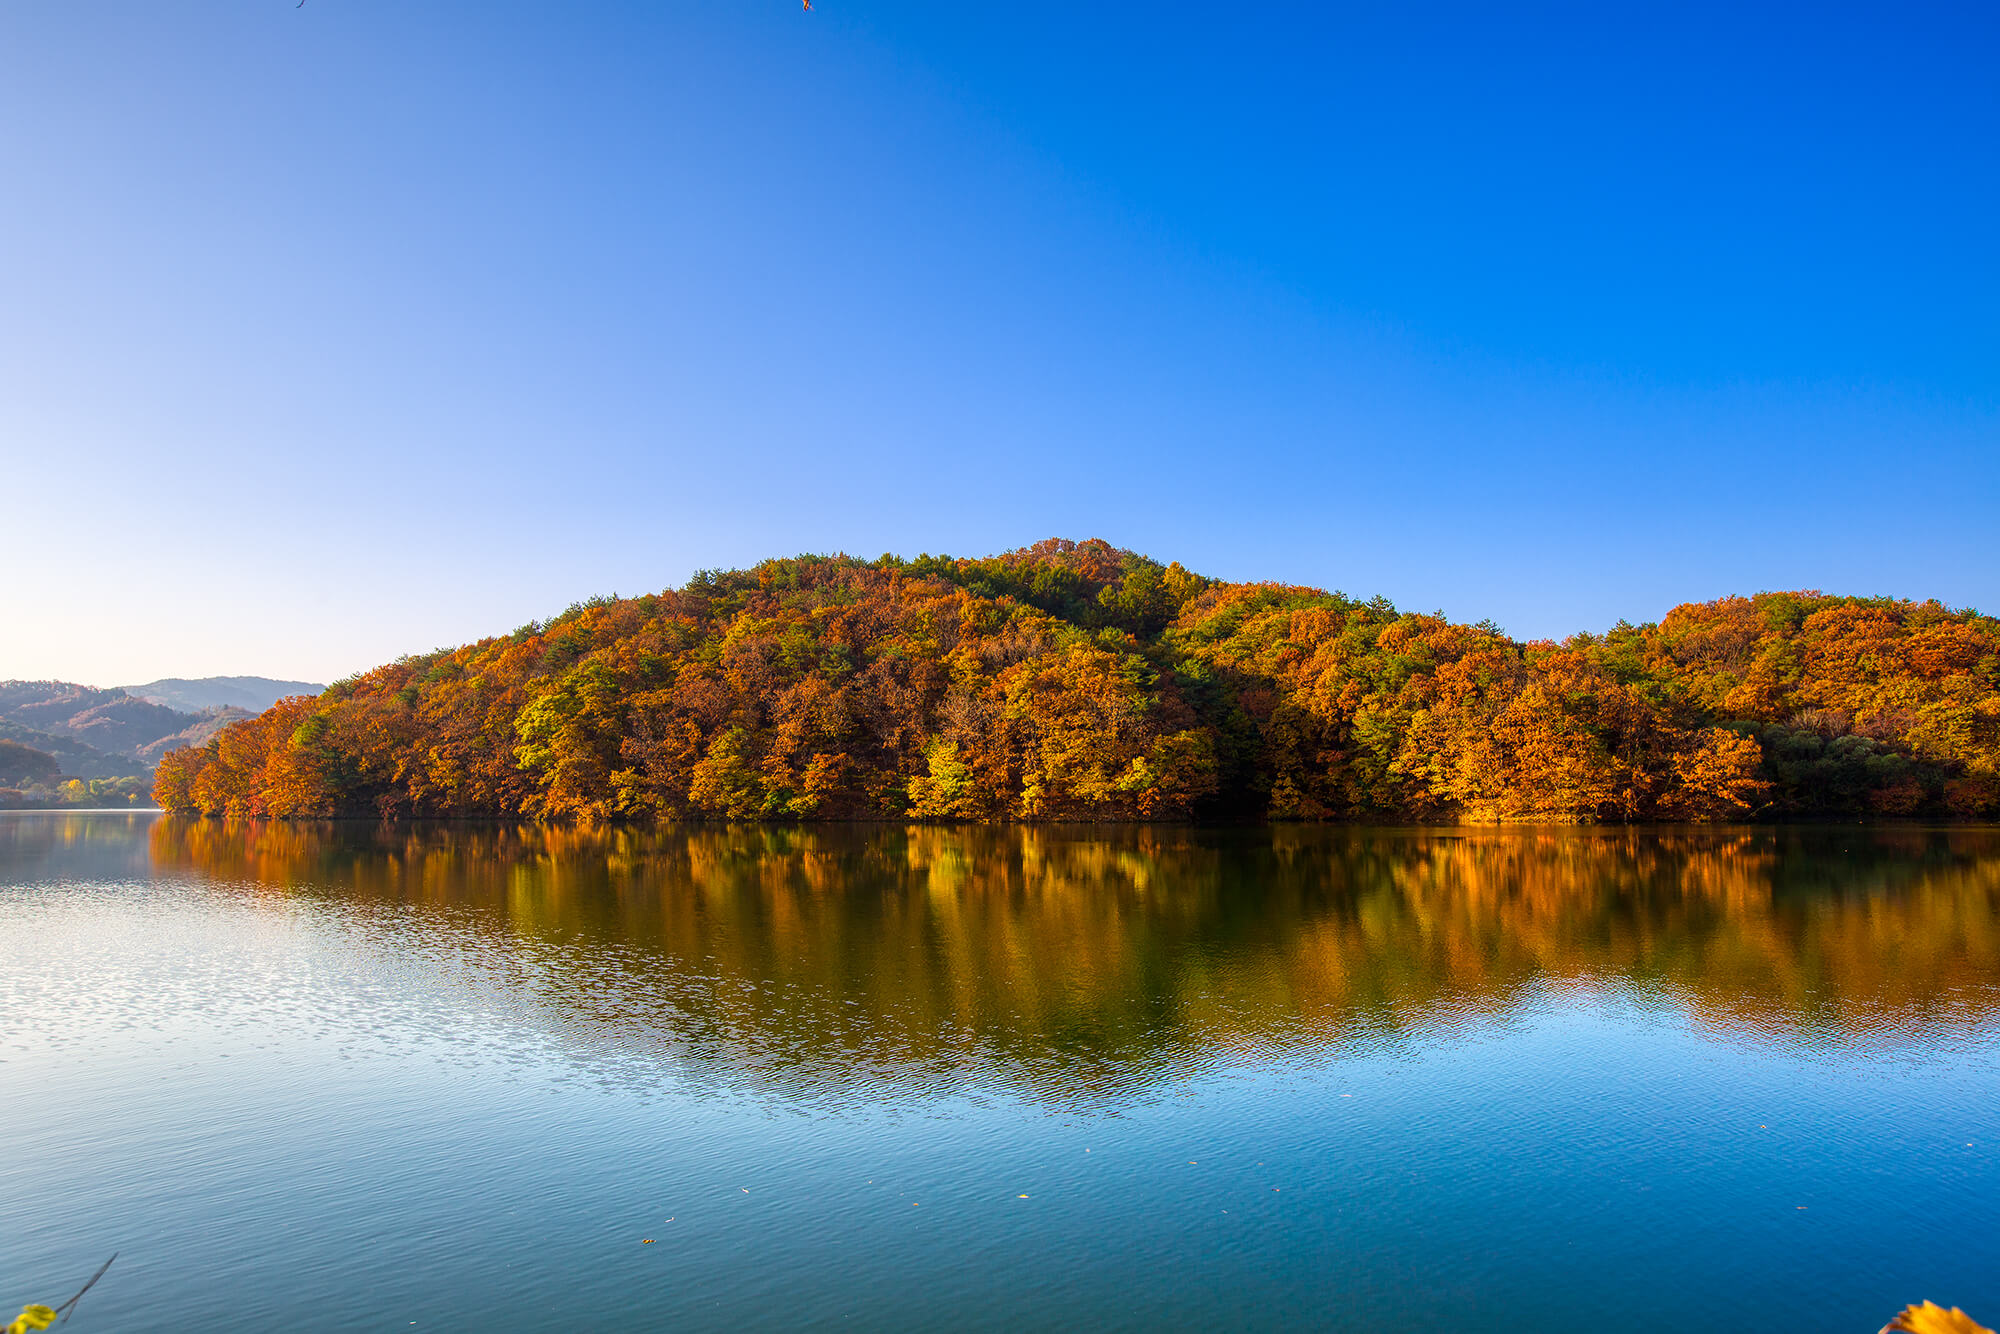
3;1;1995;685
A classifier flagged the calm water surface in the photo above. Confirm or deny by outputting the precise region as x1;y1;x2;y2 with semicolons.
3;814;1997;1331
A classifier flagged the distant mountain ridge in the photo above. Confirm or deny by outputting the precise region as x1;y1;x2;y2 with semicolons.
122;677;325;715
0;676;320;781
0;718;140;780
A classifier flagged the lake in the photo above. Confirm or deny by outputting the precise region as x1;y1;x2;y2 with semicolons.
3;814;1997;1331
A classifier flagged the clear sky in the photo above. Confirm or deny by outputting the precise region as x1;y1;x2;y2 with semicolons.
2;1;1995;686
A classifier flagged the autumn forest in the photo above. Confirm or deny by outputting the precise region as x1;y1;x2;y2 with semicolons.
153;540;2000;823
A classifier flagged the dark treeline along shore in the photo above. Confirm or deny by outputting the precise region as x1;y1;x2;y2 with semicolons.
154;540;2000;823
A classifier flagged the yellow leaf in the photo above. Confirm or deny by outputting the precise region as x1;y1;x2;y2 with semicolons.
1881;1302;1997;1334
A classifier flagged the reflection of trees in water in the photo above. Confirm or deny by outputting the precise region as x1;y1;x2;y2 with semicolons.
149;820;2000;1101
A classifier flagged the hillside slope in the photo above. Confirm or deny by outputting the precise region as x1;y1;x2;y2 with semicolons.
153;540;2000;822
0;739;61;786
0;718;139;780
0;682;248;772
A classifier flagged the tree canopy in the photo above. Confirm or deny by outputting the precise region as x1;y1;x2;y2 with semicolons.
154;539;2000;822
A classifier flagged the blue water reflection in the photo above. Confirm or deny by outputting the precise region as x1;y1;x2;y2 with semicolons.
2;815;1996;1330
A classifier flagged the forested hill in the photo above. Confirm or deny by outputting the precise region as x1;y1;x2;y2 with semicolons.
153;539;2000;823
0;679;255;808
0;681;246;774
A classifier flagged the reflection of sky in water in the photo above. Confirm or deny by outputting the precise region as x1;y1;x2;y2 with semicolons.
2;814;1997;1331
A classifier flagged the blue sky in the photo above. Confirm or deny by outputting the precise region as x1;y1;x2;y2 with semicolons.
2;1;1994;685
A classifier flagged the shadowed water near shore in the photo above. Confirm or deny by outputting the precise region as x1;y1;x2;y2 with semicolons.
135;819;2000;1101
